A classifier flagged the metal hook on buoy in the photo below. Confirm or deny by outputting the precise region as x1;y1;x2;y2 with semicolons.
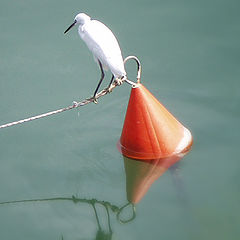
123;56;142;87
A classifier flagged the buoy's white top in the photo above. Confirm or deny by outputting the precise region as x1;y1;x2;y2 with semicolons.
65;13;126;79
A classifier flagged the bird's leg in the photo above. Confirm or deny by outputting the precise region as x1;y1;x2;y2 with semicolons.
107;74;115;93
93;60;105;103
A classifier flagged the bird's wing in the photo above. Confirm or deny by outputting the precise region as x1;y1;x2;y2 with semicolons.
81;20;123;65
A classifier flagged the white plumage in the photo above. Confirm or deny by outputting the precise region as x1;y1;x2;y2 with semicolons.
64;13;126;99
77;14;126;77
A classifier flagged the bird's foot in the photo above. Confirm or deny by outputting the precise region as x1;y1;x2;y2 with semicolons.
87;96;98;104
115;78;124;86
92;97;98;104
107;84;115;93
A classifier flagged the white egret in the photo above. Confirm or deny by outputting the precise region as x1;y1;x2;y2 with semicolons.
64;13;126;101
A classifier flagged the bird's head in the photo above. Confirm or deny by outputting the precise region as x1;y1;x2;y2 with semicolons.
64;13;91;34
74;13;91;25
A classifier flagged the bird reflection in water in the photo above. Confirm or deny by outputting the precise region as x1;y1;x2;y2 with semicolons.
0;195;135;240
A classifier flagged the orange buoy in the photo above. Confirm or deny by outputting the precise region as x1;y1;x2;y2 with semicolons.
118;56;193;204
123;153;184;204
118;83;193;160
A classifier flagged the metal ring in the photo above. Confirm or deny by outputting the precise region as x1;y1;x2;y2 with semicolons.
116;202;136;224
124;56;142;84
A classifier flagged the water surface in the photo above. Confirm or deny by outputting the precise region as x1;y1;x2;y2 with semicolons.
0;0;239;239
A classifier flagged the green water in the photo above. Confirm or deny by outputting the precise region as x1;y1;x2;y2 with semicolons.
0;0;239;239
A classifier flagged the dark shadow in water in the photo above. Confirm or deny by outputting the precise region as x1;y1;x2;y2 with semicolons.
169;161;189;205
0;195;135;240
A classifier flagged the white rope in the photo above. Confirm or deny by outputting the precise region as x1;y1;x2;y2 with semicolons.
0;81;120;129
0;105;75;129
0;56;142;130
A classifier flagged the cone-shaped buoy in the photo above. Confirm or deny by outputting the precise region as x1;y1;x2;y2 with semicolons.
123;154;184;204
118;83;193;160
119;56;193;203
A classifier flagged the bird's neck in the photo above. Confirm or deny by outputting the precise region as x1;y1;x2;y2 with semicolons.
79;18;91;26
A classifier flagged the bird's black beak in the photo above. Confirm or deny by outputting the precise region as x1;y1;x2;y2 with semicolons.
64;20;77;34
